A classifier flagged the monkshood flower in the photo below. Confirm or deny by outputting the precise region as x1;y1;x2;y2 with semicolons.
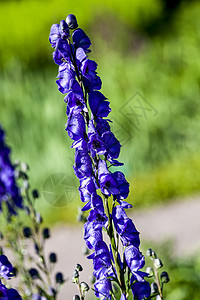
0;126;23;217
50;14;150;299
0;282;22;300
0;255;14;279
0;254;22;299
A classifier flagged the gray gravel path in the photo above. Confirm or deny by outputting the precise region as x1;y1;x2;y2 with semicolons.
45;195;200;299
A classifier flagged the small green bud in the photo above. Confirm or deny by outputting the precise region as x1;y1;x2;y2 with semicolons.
151;282;158;294
29;268;40;279
89;274;96;284
32;189;39;199
75;263;83;272
23;180;29;190
73;269;79;278
55;272;64;284
36;212;43;224
80;281;89;293
82;246;89;255
23;227;32;238
0;231;3;240
13;267;18;277
146;267;154;277
14;160;20;167
73;296;80;300
21;162;29;172
154;258;163;269
146;248;153;257
160;271;170;283
42;228;50;239
49;252;57;263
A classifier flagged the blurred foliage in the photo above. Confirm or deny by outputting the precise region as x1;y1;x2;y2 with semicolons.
0;0;162;69
0;0;200;223
143;241;200;300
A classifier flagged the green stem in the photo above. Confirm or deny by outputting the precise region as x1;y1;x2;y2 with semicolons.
153;264;163;300
102;194;126;295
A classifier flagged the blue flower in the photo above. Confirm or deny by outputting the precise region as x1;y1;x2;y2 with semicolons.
84;221;103;250
0;282;22;300
94;278;112;300
56;38;71;62
88;121;106;157
79;177;97;203
49;20;69;48
66;14;78;29
81;59;102;91
88;241;112;279
56;63;75;94
124;245;145;277
72;28;91;52
95;118;111;136
0;126;23;216
102;131;121;160
87;194;107;226
131;281;151;300
0;255;13;279
112;206;140;247
112;171;129;200
49;24;60;48
89;91;111;118
98;160;119;196
73;148;93;179
66;110;86;141
59;20;70;39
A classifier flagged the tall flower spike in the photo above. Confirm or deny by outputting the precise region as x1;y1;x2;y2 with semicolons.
50;14;150;299
0;126;23;217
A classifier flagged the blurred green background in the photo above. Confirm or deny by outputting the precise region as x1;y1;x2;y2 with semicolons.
1;1;200;299
1;0;200;223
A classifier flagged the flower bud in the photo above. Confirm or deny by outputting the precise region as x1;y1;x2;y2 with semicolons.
42;228;50;239
89;274;95;284
75;263;83;272
60;20;70;39
66;14;78;29
21;162;29;172
32;189;39;199
160;271;170;283
73;296;80;300
14;160;20;167
146;248;153;257
152;250;157;259
55;272;64;284
23;180;29;190
49;252;57;263
34;242;40;254
146;267;154;277
151;282;158;294
36;212;43;224
73;269;79;278
154;258;163;269
82;246;89;255
80;281;89;293
23;227;32;238
13;267;18;277
29;268;40;279
25;206;31;215
0;231;3;240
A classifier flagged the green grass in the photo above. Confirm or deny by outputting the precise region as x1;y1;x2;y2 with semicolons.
1;1;200;224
